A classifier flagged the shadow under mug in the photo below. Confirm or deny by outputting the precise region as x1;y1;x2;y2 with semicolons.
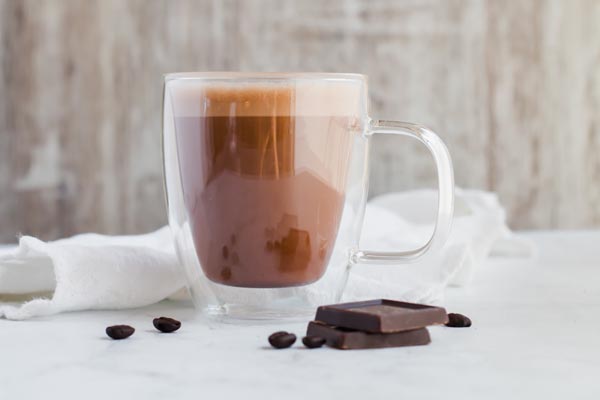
163;72;454;320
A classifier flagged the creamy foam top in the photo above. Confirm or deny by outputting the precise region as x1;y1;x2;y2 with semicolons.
167;80;365;117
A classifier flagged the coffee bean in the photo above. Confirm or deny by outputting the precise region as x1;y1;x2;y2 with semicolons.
153;316;182;333
445;313;472;328
269;331;287;338
302;335;326;349
106;325;135;340
268;331;288;344
268;331;296;349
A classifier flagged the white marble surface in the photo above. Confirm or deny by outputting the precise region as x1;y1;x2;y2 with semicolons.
1;231;599;399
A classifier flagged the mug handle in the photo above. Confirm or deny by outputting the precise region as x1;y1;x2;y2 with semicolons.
351;119;455;264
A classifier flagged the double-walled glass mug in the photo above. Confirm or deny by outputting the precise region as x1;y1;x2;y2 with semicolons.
163;72;454;319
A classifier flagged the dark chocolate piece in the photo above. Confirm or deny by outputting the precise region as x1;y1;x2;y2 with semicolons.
315;299;448;333
307;321;430;350
445;313;472;328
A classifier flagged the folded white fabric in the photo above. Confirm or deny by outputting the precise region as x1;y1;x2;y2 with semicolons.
0;189;532;320
344;189;533;305
0;229;184;319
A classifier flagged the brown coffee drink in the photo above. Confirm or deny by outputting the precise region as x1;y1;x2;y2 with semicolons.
173;84;359;287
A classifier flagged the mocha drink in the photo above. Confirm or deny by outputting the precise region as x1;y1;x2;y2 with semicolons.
171;83;360;287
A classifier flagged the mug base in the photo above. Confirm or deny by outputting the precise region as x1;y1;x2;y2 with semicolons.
203;303;314;323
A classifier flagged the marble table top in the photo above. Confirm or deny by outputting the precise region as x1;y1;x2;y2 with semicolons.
1;231;599;399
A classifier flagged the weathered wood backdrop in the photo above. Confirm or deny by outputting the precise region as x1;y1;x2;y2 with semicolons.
1;0;599;241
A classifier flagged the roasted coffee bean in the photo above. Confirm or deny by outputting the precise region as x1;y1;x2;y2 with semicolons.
268;331;288;345
153;316;182;333
268;331;296;349
269;331;288;340
445;313;472;328
106;325;135;340
302;335;326;349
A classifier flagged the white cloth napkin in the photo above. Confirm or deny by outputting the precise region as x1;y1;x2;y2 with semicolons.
0;189;532;320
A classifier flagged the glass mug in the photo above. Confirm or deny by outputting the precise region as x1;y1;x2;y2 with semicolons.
163;72;454;319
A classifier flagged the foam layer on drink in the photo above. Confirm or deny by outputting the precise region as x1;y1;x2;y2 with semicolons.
168;79;365;117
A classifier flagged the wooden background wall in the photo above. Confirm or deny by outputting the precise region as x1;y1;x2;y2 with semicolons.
1;0;599;242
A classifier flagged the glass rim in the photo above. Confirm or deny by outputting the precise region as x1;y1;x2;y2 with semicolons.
164;71;367;82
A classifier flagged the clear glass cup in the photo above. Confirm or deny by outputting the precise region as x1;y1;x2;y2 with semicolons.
162;72;454;320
